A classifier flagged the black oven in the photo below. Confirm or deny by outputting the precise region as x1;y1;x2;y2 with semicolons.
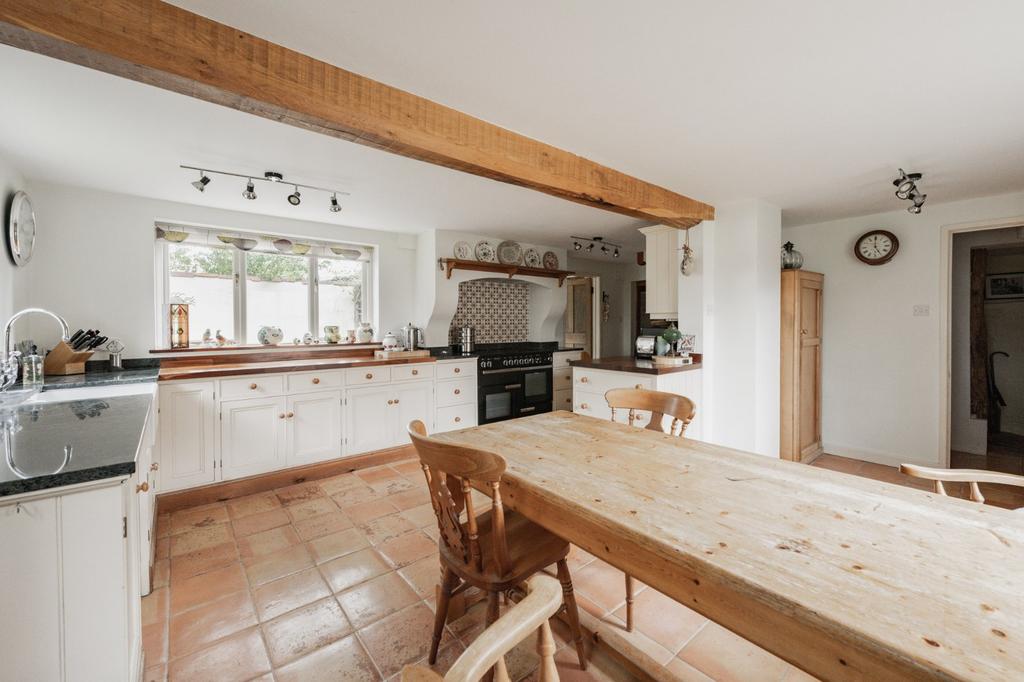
477;351;553;425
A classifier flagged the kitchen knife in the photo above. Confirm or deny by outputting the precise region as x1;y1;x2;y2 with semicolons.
68;329;85;345
87;335;108;350
74;331;97;350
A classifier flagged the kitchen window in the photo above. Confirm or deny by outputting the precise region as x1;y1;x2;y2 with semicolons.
157;224;372;345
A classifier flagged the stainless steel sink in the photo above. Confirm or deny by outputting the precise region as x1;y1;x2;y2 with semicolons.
0;387;40;410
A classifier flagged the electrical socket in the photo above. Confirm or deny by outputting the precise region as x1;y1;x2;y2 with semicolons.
913;304;930;317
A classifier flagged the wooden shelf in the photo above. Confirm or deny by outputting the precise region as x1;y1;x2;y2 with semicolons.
438;258;574;286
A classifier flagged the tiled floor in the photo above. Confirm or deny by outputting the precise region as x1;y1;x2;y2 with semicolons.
142;452;1022;682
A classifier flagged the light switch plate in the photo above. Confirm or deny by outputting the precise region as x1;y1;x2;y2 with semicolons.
913;304;930;317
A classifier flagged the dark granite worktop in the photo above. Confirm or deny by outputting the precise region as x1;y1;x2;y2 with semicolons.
12;358;160;392
0;393;152;497
570;355;703;375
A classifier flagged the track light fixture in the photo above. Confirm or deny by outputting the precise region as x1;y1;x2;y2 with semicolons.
571;235;623;259
892;168;926;213
181;165;349;213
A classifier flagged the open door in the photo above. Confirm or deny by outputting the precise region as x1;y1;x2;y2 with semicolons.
565;276;600;357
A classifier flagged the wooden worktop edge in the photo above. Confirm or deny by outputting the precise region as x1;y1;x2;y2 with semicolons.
158;355;438;381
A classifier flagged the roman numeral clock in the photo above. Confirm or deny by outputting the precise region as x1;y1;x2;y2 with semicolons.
854;229;899;265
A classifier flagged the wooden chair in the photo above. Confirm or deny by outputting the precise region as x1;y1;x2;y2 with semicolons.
407;420;588;672
604;387;697;631
402;574;565;682
899;464;1024;509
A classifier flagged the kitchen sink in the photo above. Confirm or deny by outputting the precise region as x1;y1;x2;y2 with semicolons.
0;387;40;410
25;383;156;403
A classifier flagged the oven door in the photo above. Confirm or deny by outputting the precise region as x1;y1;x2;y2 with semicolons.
519;367;553;416
478;378;522;425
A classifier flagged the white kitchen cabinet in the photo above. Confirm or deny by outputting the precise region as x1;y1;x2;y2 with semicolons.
394;381;434;439
433;359;477;433
287;390;343;466
573;366;703;439
640;225;680;320
346;380;434;453
158;380;217;491
220;396;288;480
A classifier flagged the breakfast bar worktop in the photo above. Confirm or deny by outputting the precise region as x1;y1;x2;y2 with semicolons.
158;354;437;381
570;354;702;375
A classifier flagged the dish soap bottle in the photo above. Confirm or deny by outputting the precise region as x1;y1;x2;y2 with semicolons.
22;345;43;387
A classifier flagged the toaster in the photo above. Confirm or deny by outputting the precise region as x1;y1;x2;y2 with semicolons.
635;335;656;358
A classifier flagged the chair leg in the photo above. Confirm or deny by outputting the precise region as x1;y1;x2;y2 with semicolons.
556;558;588;671
625;573;635;632
430;566;457;664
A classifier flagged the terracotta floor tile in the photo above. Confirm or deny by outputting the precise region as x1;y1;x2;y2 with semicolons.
386;487;432;511
567;544;597;572
274;633;378;682
170;541;238;583
225;491;281;520
308;527;370;564
448;600;486;642
231;508;291;537
170;562;248;615
355;464;399;484
286;496;340;522
359;513;418;545
142;619;167;665
612;588;707;654
319;548;392;593
343;498;401;524
423;525;441;542
168;590;258;659
678;621;790;682
390;459;424;477
153;558;170;588
293;510;354;541
276;481;326;506
253;566;332;622
318;472;367;496
398;555;441;598
331;484;380;508
400;503;437;529
369;476;416;497
573;560;629;614
143;663;167;682
337;571;420;628
169;524;233;557
377;530;437;568
142;587;168;626
359;601;454;678
238;525;302;564
262;596;354;667
409;640;465;679
167;626;270;682
245;543;315;587
170;503;229;535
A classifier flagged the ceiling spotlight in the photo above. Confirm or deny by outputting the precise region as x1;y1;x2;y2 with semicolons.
601;245;609;254
242;179;257;200
265;171;284;183
191;171;211;192
613;248;620;258
573;241;582;251
287;186;302;206
908;192;926;214
329;194;342;213
892;168;922;200
585;243;594;253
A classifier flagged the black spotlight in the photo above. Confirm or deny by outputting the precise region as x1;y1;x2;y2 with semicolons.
893;168;922;200
601;245;609;254
329;194;342;213
287;186;302;206
191;172;211;192
585;243;594;253
242;179;257;200
908;192;926;214
613;248;620;258
573;241;582;251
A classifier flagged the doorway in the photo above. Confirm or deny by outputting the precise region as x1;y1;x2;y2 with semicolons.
564;276;600;357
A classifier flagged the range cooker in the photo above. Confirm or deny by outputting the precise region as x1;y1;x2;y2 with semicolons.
475;345;554;425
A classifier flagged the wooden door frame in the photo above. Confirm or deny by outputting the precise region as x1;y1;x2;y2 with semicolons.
564;275;601;358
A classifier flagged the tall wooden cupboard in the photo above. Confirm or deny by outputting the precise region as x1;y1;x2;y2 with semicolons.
780;270;823;462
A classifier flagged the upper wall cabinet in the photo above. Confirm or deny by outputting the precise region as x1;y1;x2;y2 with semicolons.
640;226;680;320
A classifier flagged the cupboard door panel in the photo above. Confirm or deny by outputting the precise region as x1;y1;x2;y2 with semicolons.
288;391;342;466
158;381;217;491
394;382;434;444
221;397;287;480
345;386;394;455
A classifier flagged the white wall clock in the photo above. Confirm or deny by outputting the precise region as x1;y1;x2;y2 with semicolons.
854;229;898;266
6;190;36;266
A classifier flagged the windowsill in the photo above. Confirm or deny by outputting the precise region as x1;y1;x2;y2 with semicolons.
149;342;383;354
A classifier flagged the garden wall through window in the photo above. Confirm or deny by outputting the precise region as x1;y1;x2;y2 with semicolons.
159;224;372;346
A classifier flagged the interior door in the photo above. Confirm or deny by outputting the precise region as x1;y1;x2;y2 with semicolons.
798;275;823;459
288;390;342;466
564;277;593;355
345;386;395;455
220;396;287;480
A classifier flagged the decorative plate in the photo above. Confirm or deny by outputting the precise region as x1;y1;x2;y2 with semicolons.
474;240;497;262
524;248;542;268
453;241;472;260
542;251;559;270
7;190;35;267
497;240;523;265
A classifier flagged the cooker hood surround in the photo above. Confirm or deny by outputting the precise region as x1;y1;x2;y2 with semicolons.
415;230;568;347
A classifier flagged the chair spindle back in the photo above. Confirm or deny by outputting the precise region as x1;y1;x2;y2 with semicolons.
604;388;696;437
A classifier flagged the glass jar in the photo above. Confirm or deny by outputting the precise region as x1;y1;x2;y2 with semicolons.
781;242;804;270
21;352;43;388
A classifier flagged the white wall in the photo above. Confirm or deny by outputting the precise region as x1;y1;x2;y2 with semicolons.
21;181;418;357
565;256;645;357
783;190;1024;467
0;156;28;326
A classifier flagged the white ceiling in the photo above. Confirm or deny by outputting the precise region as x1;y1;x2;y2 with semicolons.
2;0;1023;250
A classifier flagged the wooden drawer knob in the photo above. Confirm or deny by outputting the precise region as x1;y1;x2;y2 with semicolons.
580;377;589;383
454;367;461;373
312;377;320;384
286;411;295;418
136;481;149;493
387;399;394;405
565;375;571;380
635;384;643;389
412;369;419;375
454;388;461;395
394;399;400;404
564;397;571;403
365;373;373;379
581;403;589;410
454;416;462;423
279;413;286;419
250;383;258;390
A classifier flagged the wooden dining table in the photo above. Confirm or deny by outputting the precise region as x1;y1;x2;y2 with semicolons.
432;411;1024;682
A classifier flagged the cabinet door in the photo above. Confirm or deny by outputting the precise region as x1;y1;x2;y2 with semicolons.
221;397;288;480
393;381;434;445
158;381;217;491
345;386;394;455
798;276;823;459
288;390;343;466
0;498;61;681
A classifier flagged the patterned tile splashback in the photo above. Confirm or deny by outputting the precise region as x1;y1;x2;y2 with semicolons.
448;279;529;344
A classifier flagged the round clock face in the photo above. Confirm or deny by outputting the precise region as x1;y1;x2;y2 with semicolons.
7;190;35;267
855;229;899;265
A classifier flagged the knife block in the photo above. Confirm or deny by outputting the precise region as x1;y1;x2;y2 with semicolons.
43;341;94;376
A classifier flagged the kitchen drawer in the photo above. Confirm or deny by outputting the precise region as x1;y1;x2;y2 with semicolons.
435;403;477;433
553;351;582;368
436;360;476;380
573;368;653;395
220;374;285;400
553;388;574;411
286;370;344;394
345;366;391;386
573;392;612;420
391;363;434;382
553;368;573;391
436;377;476;407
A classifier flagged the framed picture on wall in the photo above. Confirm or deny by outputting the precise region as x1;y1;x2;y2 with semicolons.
985;272;1024;300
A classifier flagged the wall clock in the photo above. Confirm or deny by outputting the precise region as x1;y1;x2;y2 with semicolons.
854;229;898;266
6;190;36;266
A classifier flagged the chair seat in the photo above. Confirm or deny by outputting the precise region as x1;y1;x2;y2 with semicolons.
441;508;570;591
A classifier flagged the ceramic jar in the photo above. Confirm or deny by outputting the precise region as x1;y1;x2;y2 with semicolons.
382;331;400;351
257;326;284;346
356;322;374;344
323;325;341;344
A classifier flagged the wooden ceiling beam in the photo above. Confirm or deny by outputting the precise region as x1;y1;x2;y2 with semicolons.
0;0;714;228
